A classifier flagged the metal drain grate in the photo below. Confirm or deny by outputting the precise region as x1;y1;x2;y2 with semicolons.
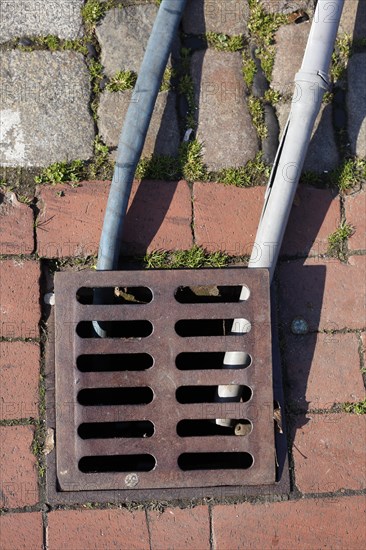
54;268;275;492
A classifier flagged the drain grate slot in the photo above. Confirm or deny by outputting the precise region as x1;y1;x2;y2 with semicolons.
77;353;154;372
55;268;275;492
177;419;252;437
176;385;252;404
76;320;153;338
175;351;252;370
77;387;154;406
78;421;155;439
178;452;254;471
79;454;156;473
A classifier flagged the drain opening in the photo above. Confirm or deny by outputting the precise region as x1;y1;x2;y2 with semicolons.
78;421;154;439
77;353;154;372
177;419;252;437
178;452;254;470
176;385;252;404
175;318;251;337
77;286;153;304
76;320;153;338
79;454;156;473
175;352;251;370
174;285;248;303
77;387;154;406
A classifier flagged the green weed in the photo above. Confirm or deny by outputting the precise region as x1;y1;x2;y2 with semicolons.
327;221;354;261
215;152;270;187
35;160;85;185
330;158;366;193
248;96;268;139
106;70;137;92
205;32;244;52
343;398;366;415
331;34;352;81
144;246;229;269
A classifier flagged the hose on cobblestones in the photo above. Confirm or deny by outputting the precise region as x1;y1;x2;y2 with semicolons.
93;0;187;337
216;0;345;426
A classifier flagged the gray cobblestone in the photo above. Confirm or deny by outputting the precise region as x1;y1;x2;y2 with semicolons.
191;49;258;171
0;51;94;167
183;0;249;36
96;4;158;77
347;53;366;158
276;102;339;173
0;0;84;43
98;90;180;157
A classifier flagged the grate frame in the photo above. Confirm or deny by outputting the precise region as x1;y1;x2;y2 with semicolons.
51;267;282;498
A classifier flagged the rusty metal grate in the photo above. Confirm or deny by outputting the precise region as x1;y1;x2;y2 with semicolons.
54;268;275;493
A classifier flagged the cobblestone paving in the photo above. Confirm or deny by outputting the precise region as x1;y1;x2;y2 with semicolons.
0;1;365;549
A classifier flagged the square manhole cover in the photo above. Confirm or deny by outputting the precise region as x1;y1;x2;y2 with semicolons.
48;267;286;501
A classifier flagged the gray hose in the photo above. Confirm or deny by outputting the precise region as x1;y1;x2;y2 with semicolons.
93;0;187;336
216;0;345;426
97;0;187;272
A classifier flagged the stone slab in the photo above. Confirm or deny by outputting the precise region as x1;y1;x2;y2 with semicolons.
148;506;210;550
345;187;366;250
272;22;310;96
183;0;249;35
276;103;339;173
260;0;313;14
0;51;94;167
96;4;160;77
339;0;366;39
278;255;366;331
0;426;38;508
213;496;366;549
281;185;340;256
347;53;366;158
36;180;193;257
0;191;34;255
284;332;365;409
0;513;43;550
0;0;84;42
292;413;366;493
99;90;180;156
0;260;41;339
48;509;149;550
0;341;40;420
191;49;258;170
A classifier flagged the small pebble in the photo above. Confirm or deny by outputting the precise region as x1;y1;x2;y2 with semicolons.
44;292;55;306
291;317;309;335
19;37;34;47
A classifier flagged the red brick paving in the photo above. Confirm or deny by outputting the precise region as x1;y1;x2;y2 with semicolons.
212;495;366;549
278;255;366;331
284;332;365;409
0;426;38;508
147;506;210;550
0;260;41;339
193;183;264;254
193;184;340;257
0;342;40;420
292;413;366;493
281;186;340;256
0;192;34;256
48;509;150;550
345;188;366;250
0;512;43;550
36;179;192;257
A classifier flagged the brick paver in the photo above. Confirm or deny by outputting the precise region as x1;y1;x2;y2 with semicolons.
212;495;366;549
292;413;366;493
148;506;210;550
193;183;263;254
0;426;38;508
284;332;365;409
48;509;149;550
0;192;34;255
36;180;192;257
0;342;40;420
345;188;366;250
278;255;366;331
0;512;43;550
0;260;40;339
